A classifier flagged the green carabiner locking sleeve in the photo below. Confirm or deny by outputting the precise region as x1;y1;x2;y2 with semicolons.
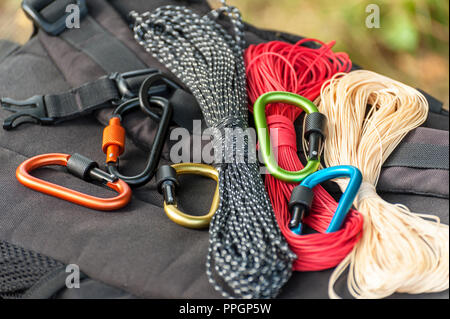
253;91;326;182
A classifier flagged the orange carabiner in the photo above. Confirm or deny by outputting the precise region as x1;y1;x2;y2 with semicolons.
16;153;132;211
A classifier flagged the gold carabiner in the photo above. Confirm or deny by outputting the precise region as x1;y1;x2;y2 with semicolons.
156;163;219;229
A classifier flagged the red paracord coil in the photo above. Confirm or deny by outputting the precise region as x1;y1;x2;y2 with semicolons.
245;39;364;271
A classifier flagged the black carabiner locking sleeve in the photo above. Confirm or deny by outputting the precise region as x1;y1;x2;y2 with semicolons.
304;112;327;161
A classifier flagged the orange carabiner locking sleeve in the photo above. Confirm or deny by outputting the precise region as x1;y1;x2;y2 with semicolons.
16;153;132;211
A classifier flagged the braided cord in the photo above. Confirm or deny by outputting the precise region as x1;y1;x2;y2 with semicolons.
131;4;295;298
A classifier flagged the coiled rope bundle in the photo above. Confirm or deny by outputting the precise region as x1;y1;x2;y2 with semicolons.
131;4;295;298
245;39;363;271
317;70;449;298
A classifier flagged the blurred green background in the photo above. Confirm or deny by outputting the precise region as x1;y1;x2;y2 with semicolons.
0;0;448;107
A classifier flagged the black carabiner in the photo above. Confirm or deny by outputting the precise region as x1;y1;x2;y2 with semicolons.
102;74;173;187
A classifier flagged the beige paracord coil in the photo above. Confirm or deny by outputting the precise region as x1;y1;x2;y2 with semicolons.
315;70;449;299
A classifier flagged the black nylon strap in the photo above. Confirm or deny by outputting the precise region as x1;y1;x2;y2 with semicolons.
419;89;449;116
384;142;449;170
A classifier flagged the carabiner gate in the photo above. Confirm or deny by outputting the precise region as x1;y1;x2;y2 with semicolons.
253;91;327;182
16;153;132;211
156;163;220;229
288;165;362;234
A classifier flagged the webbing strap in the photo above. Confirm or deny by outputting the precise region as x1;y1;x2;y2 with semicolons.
0;240;65;298
43;76;119;119
383;142;449;170
0;68;204;130
60;16;147;73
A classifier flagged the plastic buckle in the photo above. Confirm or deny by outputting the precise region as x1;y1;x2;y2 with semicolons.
1;95;54;130
110;69;167;102
22;0;88;36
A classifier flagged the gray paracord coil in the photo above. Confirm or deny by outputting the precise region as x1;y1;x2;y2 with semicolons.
130;3;296;299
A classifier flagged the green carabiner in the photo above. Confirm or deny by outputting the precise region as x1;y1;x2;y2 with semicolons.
253;91;326;183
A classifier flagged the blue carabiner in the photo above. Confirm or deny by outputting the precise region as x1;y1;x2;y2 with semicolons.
288;165;362;235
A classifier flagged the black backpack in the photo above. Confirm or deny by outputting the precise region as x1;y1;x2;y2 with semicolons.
0;0;448;299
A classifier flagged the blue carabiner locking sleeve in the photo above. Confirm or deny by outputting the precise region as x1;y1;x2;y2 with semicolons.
288;165;363;234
